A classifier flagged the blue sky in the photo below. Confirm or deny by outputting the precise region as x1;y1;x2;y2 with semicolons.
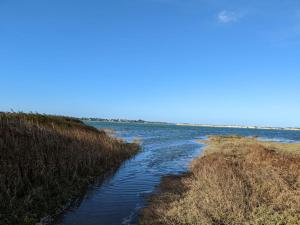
1;0;300;127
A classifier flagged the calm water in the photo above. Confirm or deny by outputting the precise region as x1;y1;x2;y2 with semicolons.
56;122;300;225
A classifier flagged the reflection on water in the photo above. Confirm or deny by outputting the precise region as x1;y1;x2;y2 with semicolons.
56;122;300;225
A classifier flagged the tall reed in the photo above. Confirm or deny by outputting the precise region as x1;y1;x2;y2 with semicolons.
0;112;139;225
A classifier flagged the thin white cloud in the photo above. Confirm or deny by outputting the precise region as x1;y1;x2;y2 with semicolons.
218;10;240;23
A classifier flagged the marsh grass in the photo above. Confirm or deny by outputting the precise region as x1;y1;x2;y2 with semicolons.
0;112;139;225
140;136;300;225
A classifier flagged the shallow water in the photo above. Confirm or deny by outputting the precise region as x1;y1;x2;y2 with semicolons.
56;122;300;225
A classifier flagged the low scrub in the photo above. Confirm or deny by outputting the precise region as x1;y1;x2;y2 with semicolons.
0;112;139;225
140;136;300;225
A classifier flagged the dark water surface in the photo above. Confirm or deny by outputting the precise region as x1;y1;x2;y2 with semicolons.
56;122;300;225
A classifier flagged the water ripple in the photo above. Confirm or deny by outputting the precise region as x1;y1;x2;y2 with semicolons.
56;122;300;225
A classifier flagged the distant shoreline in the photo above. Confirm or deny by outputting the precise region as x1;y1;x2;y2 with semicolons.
81;118;300;131
81;118;171;125
176;123;300;131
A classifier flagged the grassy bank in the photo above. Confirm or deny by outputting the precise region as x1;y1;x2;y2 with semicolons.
140;136;300;225
0;112;139;225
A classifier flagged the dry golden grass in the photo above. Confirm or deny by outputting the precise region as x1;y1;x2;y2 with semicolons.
140;136;300;225
0;112;139;225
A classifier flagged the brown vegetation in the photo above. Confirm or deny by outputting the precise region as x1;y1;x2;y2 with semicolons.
140;136;300;225
0;112;139;225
